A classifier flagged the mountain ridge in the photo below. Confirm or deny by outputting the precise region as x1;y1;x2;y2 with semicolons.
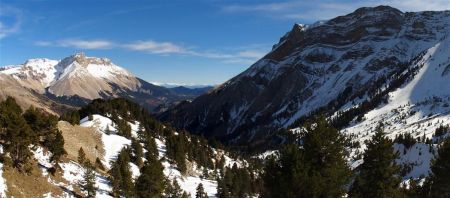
159;6;450;146
0;53;203;113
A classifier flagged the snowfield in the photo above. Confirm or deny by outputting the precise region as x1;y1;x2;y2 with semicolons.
80;115;131;169
341;36;450;181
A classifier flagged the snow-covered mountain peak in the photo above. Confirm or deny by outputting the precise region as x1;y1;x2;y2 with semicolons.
54;53;131;81
160;7;450;145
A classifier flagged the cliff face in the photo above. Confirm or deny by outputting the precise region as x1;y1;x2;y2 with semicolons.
159;6;450;144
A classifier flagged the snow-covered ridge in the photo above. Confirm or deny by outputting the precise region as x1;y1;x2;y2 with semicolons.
0;53;133;87
0;52;141;100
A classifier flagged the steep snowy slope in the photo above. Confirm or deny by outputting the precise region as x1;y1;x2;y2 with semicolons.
340;34;450;181
160;6;450;145
0;53;198;112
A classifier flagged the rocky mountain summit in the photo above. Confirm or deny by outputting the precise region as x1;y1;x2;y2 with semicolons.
160;6;450;145
0;53;199;113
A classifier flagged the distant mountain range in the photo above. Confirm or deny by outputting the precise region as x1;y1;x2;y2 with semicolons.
0;53;211;114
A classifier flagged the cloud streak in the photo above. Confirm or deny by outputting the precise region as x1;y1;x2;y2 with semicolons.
34;38;269;64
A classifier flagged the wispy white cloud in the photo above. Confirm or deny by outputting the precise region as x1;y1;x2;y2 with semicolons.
35;39;114;49
34;38;269;64
0;5;23;39
124;40;186;54
59;39;114;49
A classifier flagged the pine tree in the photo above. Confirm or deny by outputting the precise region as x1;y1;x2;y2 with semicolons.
131;138;144;167
349;126;401;198
80;161;96;198
181;192;190;198
217;177;231;198
144;135;159;160
78;147;87;165
263;144;308;198
47;130;67;162
165;179;183;198
196;183;207;198
424;137;450;197
302;116;350;197
0;98;33;171
135;153;166;198
109;148;135;197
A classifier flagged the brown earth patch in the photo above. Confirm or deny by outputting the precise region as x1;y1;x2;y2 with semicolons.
58;121;104;164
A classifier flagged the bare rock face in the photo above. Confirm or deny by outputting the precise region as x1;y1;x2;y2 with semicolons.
0;53;194;113
159;6;450;145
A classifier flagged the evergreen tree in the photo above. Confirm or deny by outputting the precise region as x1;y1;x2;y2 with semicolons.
217;176;231;198
166;133;187;174
0;98;33;171
109;147;135;197
263;144;308;198
135;153;166;198
78;147;87;165
144;134;159;160
349;126;401;198
302;116;350;197
165;179;183;198
131;138;144;167
80;161;96;198
196;183;207;198
47;130;66;162
181;192;190;198
422;137;450;197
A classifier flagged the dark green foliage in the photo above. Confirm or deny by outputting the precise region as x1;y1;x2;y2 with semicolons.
116;118;132;138
420;137;450;197
109;147;135;197
0;97;67;171
23;105;66;162
181;192;190;198
262;145;308;198
263;116;350;198
144;135;159;160
23;106;58;141
60;111;80;125
166;132;188;174
302;117;351;197
131;138;144;167
394;133;417;149
0;97;33;171
186;135;215;169
80;161;96;198
349;127;401;198
217;164;254;198
165;179;183;198
136;152;166;198
196;183;208;198
47;130;67;162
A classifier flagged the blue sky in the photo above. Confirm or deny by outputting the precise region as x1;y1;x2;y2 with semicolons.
1;0;449;85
